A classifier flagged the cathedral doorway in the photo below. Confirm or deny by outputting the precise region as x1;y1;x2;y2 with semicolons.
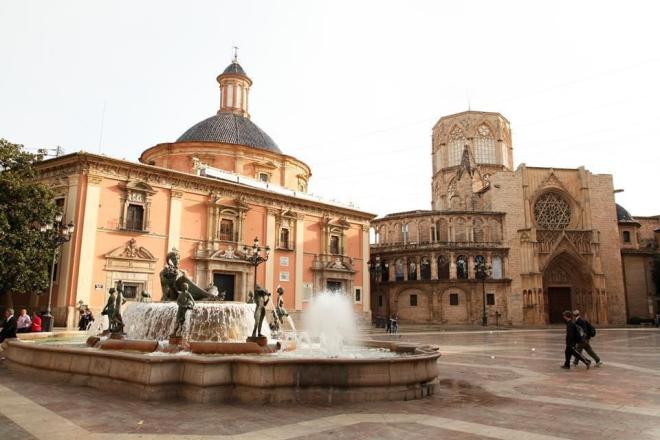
547;287;571;323
542;251;594;324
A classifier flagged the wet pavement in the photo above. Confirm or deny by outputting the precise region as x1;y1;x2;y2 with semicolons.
1;328;659;439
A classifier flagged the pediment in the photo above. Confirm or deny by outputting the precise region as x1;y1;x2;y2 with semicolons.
105;239;156;261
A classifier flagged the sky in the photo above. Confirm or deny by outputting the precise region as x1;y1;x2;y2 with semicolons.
1;0;658;217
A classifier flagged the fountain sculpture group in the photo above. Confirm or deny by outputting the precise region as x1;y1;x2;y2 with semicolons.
1;247;441;403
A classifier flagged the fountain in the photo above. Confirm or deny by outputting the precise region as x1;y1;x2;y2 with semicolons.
1;251;440;403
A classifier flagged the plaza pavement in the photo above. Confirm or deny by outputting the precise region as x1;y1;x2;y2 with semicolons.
1;327;659;440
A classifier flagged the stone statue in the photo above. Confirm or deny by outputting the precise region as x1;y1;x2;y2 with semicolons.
171;282;195;338
101;287;116;329
250;285;271;338
247;291;254;303
269;310;281;335
139;290;152;303
160;248;222;301
275;286;288;325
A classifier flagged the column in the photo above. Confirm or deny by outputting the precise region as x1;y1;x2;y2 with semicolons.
57;175;80;311
72;174;102;327
265;210;276;293
449;252;456;279
414;256;421;280
361;225;371;314
294;214;305;311
166;190;183;252
403;257;409;281
430;252;438;280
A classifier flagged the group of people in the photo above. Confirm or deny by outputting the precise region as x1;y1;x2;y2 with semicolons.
0;308;43;343
562;309;603;369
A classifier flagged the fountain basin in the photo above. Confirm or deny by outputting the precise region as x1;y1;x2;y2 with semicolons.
2;338;440;403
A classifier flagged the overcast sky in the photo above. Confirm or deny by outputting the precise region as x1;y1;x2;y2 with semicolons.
1;0;658;217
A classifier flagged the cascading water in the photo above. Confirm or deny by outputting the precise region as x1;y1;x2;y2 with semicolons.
302;291;358;356
123;302;271;342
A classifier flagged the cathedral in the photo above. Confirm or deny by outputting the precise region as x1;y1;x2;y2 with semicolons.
22;58;374;328
369;111;659;326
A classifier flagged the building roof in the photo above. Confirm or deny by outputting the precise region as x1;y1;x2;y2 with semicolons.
176;112;281;153
222;61;248;77
616;204;638;223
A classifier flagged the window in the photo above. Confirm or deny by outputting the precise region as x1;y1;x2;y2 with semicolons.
402;224;409;242
449;293;459;306
378;295;383;307
259;173;269;183
279;271;289;282
437;255;450;279
355;288;361;302
534;193;571;230
473;124;496;164
447;126;466;167
410;294;418;306
492;256;503;279
486;293;495;306
395;259;404;281
55;198;65;212
381;260;389;282
456;255;468;279
420;257;431;280
329;235;340;254
219;219;234;241
121;283;140;300
623;231;631;243
280;228;290;249
125;204;144;231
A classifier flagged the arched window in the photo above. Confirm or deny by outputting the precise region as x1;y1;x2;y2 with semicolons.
447;126;466;166
456;255;468;279
329;235;340;254
408;259;417;280
219;219;234;241
454;218;466;242
420;257;431;280
492;256;503;279
381;260;389;282
402;224;409;243
395;259;405;281
437;255;450;279
622;230;631;243
473;124;496;164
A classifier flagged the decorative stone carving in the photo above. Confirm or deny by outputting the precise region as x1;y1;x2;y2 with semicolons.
534;193;571;230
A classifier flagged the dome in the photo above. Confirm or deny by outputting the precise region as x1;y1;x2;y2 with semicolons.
176;112;281;153
222;61;248;77
616;204;636;223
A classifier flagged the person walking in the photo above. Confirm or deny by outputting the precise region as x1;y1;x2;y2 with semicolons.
573;310;603;367
562;310;591;369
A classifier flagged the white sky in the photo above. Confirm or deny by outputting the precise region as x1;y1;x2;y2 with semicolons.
1;0;658;217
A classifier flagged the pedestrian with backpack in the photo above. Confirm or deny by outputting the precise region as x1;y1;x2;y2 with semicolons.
573;310;603;367
562;310;591;370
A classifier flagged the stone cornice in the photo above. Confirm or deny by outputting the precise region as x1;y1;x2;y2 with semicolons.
36;152;375;222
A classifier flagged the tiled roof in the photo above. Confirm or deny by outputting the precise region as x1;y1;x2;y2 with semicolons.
223;62;247;76
177;112;281;153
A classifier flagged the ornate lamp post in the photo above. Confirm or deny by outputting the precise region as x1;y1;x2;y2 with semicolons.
243;237;270;292
474;257;492;327
39;213;75;332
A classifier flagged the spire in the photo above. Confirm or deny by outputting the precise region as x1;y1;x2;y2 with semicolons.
216;49;252;118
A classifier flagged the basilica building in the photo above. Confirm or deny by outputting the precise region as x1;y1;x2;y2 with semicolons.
27;59;374;328
369;111;658;326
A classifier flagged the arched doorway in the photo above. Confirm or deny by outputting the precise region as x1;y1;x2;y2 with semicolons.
542;252;594;324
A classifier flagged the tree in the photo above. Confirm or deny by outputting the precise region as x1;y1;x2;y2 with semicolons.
0;139;58;306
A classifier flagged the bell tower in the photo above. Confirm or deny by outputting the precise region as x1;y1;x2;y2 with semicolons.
217;48;252;118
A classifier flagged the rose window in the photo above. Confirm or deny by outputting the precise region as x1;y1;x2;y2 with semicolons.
534;193;571;230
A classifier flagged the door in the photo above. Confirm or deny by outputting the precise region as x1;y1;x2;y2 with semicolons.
213;273;235;301
547;287;571;324
326;281;343;293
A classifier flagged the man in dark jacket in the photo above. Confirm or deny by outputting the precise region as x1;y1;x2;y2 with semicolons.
573;310;603;367
0;308;17;343
562;310;591;369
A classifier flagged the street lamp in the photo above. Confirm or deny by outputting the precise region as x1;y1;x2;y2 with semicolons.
39;213;75;332
474;257;492;327
243;237;270;292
